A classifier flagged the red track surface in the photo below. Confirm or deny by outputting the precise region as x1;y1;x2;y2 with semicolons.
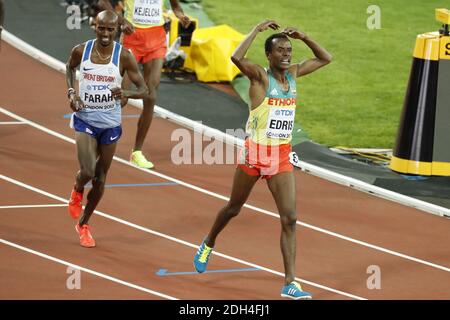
1;42;450;300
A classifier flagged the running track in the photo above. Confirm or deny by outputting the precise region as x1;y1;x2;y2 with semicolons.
1;41;450;300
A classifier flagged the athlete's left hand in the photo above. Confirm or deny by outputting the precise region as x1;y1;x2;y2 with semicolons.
282;27;307;40
110;87;123;100
69;94;84;112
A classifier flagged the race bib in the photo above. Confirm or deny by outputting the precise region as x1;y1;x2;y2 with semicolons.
133;0;162;25
80;81;119;112
265;107;295;139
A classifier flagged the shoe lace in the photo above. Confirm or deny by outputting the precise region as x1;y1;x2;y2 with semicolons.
199;245;212;263
70;191;83;204
291;281;303;291
80;225;92;237
132;151;144;160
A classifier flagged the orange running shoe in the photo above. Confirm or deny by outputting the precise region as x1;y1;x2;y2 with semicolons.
75;224;96;248
68;187;83;219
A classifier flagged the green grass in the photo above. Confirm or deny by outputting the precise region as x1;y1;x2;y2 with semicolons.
202;0;448;148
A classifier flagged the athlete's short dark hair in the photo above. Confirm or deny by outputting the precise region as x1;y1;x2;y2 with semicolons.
265;33;290;55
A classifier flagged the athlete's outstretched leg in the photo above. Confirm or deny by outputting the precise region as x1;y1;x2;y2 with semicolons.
194;167;259;273
205;167;259;247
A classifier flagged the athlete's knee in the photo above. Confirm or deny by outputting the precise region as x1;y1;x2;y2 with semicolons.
143;84;156;103
224;202;243;218
144;89;156;105
142;96;156;117
80;166;96;181
280;211;297;227
92;174;106;190
94;173;106;184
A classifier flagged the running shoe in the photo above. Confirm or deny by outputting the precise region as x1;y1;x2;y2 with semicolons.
193;240;213;273
130;150;154;169
281;281;312;300
68;187;83;219
75;224;96;248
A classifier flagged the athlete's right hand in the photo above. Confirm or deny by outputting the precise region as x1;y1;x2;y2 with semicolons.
254;20;280;33
69;95;84;112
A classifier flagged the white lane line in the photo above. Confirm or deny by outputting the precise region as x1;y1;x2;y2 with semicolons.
1;106;449;274
0;174;366;300
0;239;177;300
0;204;68;209
0;121;27;125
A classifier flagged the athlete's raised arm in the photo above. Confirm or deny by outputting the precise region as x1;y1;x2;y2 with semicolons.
282;27;332;77
231;20;280;82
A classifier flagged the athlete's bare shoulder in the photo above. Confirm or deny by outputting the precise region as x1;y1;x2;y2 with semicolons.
67;43;86;68
72;42;87;56
119;46;138;75
119;45;132;61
